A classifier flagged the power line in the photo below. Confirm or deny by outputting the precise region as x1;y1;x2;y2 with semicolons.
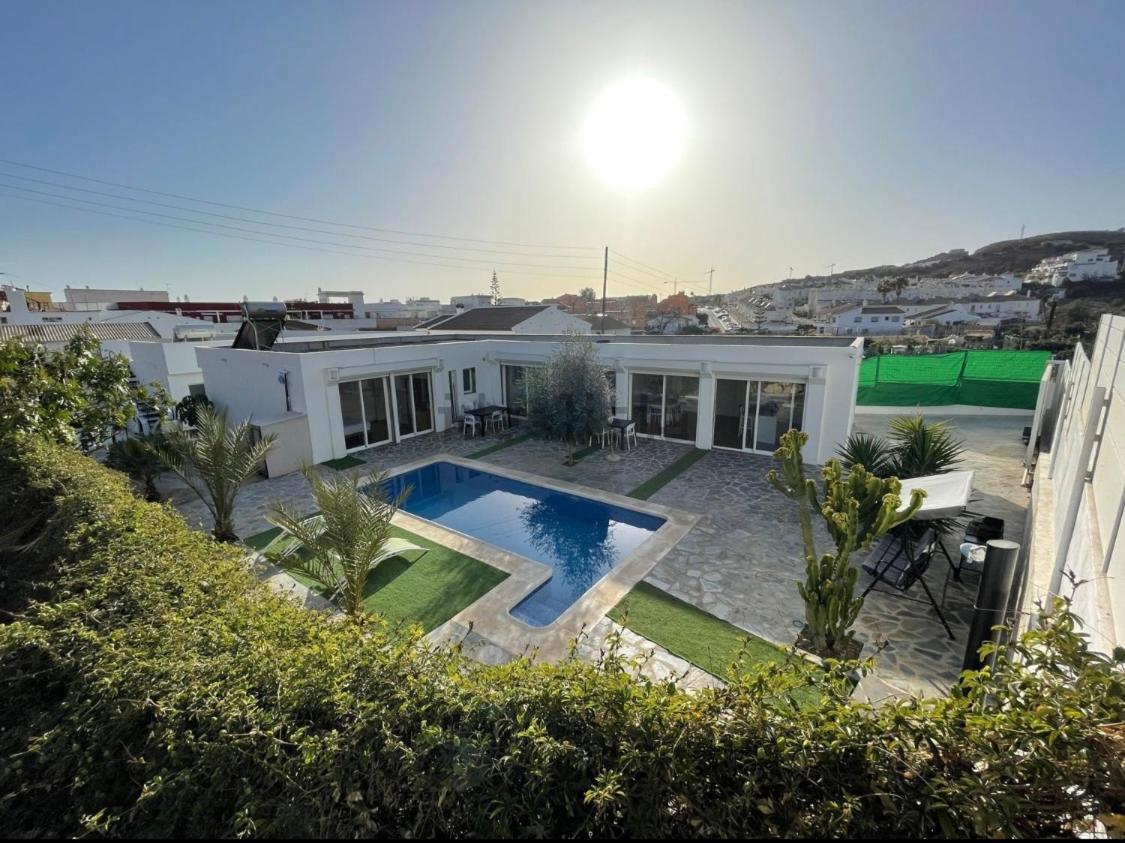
0;158;601;252
613;250;680;280
0;170;600;260
0;191;600;281
0;182;602;271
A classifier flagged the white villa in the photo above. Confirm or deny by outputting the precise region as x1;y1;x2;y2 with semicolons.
189;331;863;476
1027;248;1120;286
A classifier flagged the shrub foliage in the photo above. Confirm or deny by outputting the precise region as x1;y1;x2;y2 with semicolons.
1;439;1123;837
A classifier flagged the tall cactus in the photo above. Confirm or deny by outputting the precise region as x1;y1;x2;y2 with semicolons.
768;430;925;656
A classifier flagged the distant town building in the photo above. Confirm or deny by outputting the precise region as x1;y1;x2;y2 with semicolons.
1027;248;1120;286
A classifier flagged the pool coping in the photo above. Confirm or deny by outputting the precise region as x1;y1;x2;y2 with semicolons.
381;453;700;662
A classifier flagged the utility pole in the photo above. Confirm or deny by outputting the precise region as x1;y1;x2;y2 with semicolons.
706;266;715;296
665;279;678;295
788;266;793;280
600;246;608;335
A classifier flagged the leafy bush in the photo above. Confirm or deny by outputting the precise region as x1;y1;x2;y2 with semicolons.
105;432;167;501
1;439;1124;838
0;331;143;450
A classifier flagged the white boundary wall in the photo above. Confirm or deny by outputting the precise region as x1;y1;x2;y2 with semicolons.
1027;314;1125;652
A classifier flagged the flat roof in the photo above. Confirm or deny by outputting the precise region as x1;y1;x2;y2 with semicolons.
268;331;859;354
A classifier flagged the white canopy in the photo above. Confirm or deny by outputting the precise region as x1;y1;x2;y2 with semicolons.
895;470;975;521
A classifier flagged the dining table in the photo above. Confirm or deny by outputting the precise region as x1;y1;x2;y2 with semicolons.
467;404;512;432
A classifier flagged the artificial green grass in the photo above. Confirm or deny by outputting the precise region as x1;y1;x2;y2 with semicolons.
626;448;708;499
467;433;532;459
608;582;796;677
244;524;508;632
320;455;365;471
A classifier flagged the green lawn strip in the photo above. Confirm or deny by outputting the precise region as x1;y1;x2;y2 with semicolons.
320;455;365;471
244;524;507;632
467;432;532;459
570;443;602;462
608;582;820;706
626;448;709;499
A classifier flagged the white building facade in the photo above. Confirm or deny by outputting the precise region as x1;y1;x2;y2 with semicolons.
197;333;863;475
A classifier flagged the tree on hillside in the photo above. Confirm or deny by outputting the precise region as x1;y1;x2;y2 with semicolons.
0;331;164;451
526;335;611;465
877;276;910;302
490;270;502;306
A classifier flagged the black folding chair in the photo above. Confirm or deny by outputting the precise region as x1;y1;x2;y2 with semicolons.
861;528;956;640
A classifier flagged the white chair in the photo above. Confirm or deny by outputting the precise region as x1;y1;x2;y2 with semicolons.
621;421;638;451
486;409;504;434
462;412;480;438
590;421;612;448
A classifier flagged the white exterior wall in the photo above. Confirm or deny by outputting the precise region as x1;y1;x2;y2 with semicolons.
200;336;862;470
124;340;210;401
1024;314;1125;655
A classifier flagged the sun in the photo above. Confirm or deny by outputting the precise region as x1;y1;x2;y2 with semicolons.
582;78;688;192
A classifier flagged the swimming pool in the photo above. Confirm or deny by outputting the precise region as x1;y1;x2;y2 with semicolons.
383;461;665;626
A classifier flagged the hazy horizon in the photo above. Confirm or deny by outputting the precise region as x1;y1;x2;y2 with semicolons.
3;0;1123;303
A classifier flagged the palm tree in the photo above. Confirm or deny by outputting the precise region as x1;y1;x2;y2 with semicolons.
265;469;413;620
151;407;275;541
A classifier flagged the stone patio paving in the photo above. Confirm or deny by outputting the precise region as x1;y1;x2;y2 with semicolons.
163;411;1030;700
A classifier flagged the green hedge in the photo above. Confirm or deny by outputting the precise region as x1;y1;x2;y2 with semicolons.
1;439;1123;837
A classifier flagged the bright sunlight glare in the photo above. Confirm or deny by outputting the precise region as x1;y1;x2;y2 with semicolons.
582;78;689;192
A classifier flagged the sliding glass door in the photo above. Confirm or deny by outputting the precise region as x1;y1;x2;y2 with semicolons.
339;377;392;452
502;364;533;416
712;378;806;453
629;373;700;442
392;371;433;439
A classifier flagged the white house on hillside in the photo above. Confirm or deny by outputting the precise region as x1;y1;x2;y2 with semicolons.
1028;248;1120;286
818;304;906;335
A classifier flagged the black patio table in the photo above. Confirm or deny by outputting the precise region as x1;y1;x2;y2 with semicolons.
608;417;635;449
467;405;511;432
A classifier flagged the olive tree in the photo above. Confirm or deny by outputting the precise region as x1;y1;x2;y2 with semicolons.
526;334;611;465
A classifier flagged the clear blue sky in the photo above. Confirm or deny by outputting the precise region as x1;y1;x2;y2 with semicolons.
3;0;1122;303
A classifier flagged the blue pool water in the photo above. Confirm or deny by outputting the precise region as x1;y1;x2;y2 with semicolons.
383;461;664;626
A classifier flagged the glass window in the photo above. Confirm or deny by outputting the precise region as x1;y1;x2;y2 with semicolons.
394;375;414;437
411;372;432;433
361;378;390;445
504;365;528;416
630;373;664;436
662;375;699;441
340;381;366;450
462;367;476;394
712;379;745;449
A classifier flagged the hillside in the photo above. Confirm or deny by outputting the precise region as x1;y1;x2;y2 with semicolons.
734;228;1125;293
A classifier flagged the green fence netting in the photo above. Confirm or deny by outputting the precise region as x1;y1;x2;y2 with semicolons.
856;350;1050;409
